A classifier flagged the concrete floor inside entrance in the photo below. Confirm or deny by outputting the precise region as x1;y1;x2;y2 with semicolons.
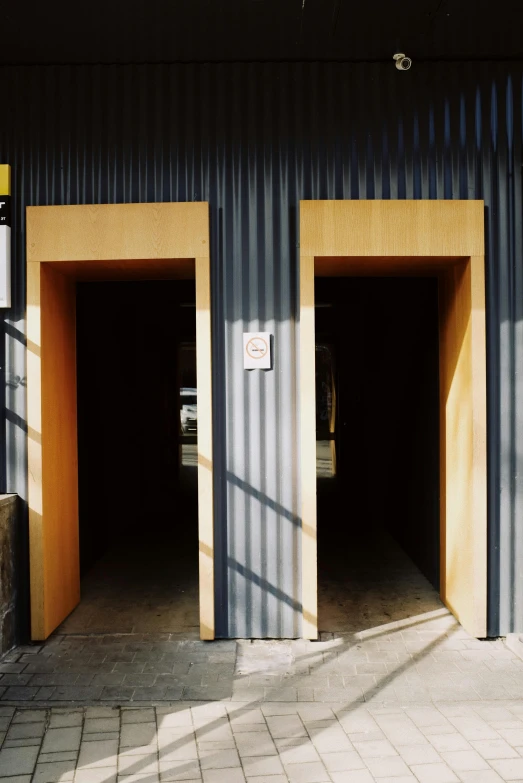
317;493;444;634
57;455;200;636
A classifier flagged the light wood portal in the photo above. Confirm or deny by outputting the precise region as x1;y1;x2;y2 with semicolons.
299;200;487;639
27;203;214;640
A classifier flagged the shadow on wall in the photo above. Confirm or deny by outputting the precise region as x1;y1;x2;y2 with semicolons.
214;201;300;639
224;469;302;637
3;322;30;646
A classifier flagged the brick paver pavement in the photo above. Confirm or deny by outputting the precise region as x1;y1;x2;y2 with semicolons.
0;608;522;779
0;608;520;707
1;700;523;781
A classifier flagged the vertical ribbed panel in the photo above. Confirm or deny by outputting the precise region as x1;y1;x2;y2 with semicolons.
0;62;521;637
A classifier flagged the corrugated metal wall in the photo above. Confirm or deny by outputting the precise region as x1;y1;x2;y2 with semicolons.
0;62;521;638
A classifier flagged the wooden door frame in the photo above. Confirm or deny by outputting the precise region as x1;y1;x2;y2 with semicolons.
299;200;487;639
27;202;215;640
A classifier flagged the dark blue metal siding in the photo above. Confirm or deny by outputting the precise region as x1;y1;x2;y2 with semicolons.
0;62;521;637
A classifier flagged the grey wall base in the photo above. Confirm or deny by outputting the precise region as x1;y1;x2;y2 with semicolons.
0;495;20;654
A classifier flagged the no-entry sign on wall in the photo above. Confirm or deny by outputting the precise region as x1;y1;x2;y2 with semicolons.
243;332;272;370
0;165;11;308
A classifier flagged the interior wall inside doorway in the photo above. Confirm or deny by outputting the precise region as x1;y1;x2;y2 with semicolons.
76;280;197;576
315;276;440;589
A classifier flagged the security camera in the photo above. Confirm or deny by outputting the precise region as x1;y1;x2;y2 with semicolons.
393;53;412;71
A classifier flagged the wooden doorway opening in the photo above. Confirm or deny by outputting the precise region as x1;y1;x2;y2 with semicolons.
299;200;487;639
27;203;214;641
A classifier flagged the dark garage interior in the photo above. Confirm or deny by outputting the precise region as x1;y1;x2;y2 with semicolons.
315;276;442;632
63;279;200;634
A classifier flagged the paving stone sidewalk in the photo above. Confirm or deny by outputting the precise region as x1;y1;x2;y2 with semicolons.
1;609;523;780
0;609;521;707
2;700;523;782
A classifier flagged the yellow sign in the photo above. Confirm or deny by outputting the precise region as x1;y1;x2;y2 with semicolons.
0;165;11;197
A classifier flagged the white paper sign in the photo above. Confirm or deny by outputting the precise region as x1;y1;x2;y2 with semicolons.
243;332;272;369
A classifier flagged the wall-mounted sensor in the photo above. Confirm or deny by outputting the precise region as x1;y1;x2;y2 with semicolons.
393;53;412;71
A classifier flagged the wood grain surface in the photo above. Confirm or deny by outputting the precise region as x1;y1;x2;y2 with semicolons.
28;263;79;640
27;203;214;641
300;200;487;639
27;203;209;262
301;200;484;258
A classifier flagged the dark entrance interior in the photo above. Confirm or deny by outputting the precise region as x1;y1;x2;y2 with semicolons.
315;276;442;632
62;279;199;635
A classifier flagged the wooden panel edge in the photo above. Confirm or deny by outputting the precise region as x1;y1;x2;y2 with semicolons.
301;200;487;640
40;265;80;637
27;261;45;640
439;257;487;638
300;255;318;639
27;204;215;640
470;255;488;637
438;269;448;628
196;255;215;640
